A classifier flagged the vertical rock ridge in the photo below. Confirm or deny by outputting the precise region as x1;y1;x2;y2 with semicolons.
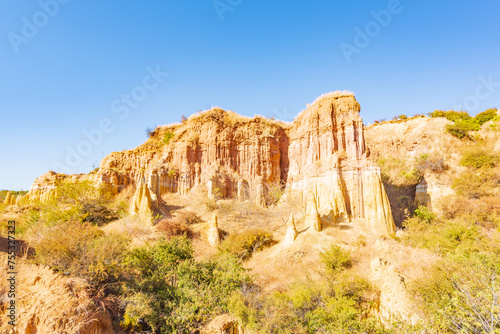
23;92;395;236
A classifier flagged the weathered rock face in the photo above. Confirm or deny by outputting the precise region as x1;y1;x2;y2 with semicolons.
287;93;394;236
25;92;395;236
283;213;298;243
129;176;157;222
18;171;98;205
201;314;243;334
305;191;322;232
207;213;220;247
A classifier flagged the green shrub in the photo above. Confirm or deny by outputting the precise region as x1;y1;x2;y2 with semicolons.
229;276;384;334
123;236;249;333
163;131;175;145
429;110;471;122
414;205;435;223
377;157;422;186
460;149;499;169
81;202;120;226
320;244;352;273
403;217;481;254
475;108;498;125
430;109;498;139
219;229;275;260
446;119;480;139
413;253;500;333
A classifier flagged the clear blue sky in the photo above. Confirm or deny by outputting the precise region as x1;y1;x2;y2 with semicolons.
1;0;499;190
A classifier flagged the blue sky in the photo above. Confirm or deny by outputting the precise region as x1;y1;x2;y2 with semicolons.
1;0;499;190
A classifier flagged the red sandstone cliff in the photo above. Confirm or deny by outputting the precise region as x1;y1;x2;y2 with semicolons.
20;92;395;236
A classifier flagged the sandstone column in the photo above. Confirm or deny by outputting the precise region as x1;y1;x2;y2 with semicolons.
207;213;220;247
284;213;298;243
305;192;321;232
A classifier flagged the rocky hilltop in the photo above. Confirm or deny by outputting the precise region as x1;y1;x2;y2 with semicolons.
20;92;395;236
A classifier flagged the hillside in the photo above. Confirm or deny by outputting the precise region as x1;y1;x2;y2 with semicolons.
1;95;500;333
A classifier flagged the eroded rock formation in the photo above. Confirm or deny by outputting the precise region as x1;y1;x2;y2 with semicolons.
305;191;322;232
23;92;395;236
207;213;220;247
201;314;243;334
129;175;157;222
284;213;298;243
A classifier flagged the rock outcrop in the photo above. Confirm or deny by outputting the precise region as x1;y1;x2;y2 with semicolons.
23;92;396;236
283;213;298;243
370;257;420;324
201;314;243;334
3;192;14;206
305;192;322;232
0;254;113;334
129;176;157;222
207;213;220;247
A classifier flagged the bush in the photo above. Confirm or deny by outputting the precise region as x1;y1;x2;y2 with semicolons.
123;236;249;333
156;218;194;238
430;108;498;139
377;157;422;186
32;220;130;284
475;108;498;125
320;244;352;273
413;253;500;333
219;229;275;260
403;217;481;254
145;126;159;138
460;149;499;169
163;131;175;145
81;202;120;226
229;275;384;334
446;119;479;139
429;110;471;122
414;205;435;223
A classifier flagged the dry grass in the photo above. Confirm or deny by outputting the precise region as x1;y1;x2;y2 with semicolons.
102;215;158;247
156;218;195;239
0;254;114;333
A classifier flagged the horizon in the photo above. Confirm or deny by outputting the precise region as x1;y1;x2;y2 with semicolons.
1;0;499;190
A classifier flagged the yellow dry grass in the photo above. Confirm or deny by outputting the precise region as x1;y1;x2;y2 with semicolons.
0;254;113;334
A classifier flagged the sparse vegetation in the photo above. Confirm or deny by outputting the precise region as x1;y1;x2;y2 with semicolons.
122;236;249;333
320;243;352;273
429;108;499;140
163;130;175;145
219;229;275;260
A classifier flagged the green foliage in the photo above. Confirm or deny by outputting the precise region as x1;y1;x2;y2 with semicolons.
403;217;481;254
0;189;27;203
163;131;175;145
229;275;387;333
429;110;471;122
446;119;480;139
413;253;500;333
123;236;249;333
475;108;498;125
219;229;275;260
429;108;499;140
460;149;499;169
320;244;352;273
377;157;422;186
414;205;435;223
